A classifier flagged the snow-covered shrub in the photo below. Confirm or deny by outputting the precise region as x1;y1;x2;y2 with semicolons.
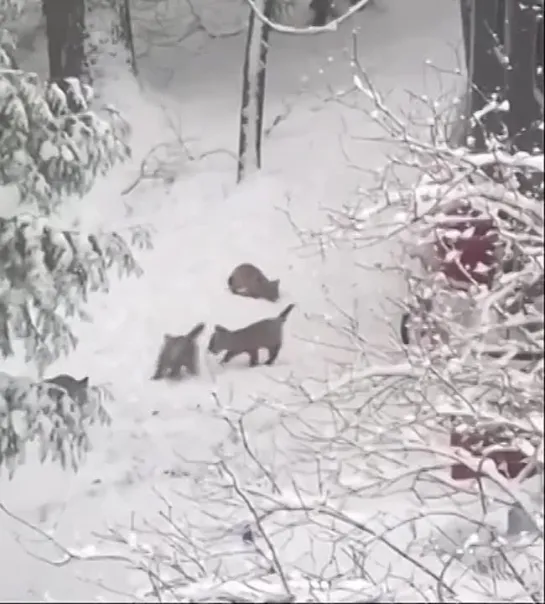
0;1;147;476
264;62;542;599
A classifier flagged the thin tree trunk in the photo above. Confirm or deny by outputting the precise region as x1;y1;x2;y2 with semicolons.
43;0;88;111
460;1;506;74
309;0;332;26
43;0;87;82
471;0;506;103
236;0;275;184
535;15;543;107
460;0;508;151
453;0;474;146
507;0;542;153
460;0;472;72
43;0;70;80
116;0;138;76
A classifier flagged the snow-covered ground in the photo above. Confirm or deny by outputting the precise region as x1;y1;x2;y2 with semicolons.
0;1;470;601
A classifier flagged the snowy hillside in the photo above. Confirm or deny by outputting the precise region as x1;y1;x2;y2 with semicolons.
0;0;488;601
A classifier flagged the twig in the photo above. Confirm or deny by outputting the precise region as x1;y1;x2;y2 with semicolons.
0;502;127;567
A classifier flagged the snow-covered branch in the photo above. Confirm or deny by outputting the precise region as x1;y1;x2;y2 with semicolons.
243;0;372;35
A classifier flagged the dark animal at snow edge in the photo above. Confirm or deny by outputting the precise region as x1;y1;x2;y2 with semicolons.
208;304;295;367
44;374;90;405
151;322;205;380
227;263;280;302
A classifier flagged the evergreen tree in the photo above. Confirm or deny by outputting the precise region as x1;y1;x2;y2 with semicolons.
0;0;145;478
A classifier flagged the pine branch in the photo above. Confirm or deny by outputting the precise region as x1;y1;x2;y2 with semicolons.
0;68;131;212
0;215;145;369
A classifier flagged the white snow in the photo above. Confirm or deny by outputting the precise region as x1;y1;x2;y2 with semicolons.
2;1;541;602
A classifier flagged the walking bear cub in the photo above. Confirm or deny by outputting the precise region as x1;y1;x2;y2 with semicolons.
208;304;295;367
152;322;205;380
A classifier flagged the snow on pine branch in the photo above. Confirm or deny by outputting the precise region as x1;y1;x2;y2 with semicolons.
0;0;23;26
0;62;130;212
0;214;147;371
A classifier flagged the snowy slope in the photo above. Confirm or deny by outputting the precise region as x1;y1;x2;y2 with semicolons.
0;1;464;601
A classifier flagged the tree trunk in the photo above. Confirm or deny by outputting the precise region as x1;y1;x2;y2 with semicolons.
236;0;275;184
309;0;332;26
471;0;506;104
460;0;507;150
115;0;138;76
43;0;87;82
535;14;543;105
460;0;472;72
506;0;542;153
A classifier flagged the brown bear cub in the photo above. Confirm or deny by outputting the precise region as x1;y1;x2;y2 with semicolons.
227;263;280;302
208;304;295;367
152;322;205;380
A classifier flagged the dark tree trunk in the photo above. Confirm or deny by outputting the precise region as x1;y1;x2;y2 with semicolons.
506;0;543;153
43;0;87;83
237;0;275;184
115;0;138;76
471;0;506;103
309;0;369;25
460;0;472;72
254;3;274;171
452;0;473;147
309;0;332;26
461;0;508;150
535;15;543;103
